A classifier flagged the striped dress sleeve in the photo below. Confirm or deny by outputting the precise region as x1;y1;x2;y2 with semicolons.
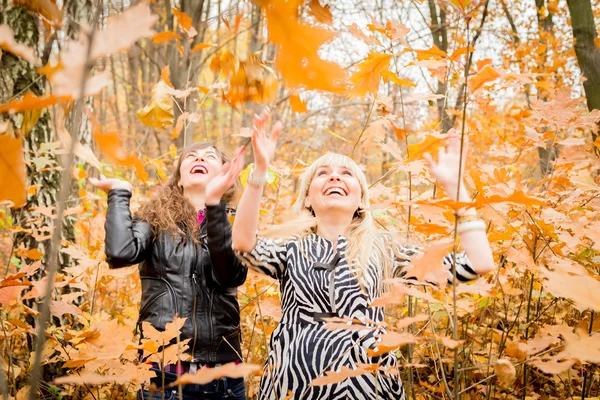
392;245;479;283
235;237;287;280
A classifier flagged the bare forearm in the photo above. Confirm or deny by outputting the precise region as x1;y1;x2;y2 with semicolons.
232;168;266;252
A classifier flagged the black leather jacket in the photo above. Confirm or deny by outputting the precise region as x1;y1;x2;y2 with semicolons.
104;189;247;363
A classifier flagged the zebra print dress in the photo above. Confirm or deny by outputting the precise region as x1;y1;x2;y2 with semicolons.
237;234;478;400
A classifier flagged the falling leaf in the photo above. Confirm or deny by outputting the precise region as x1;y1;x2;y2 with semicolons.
470;65;500;92
494;359;516;389
311;366;370;386
152;31;180;44
170;363;260;386
191;42;214;52
0;134;27;207
290;94;307;113
54;107;102;170
93;130;149;181
405;133;445;164
172;8;192;31
308;0;333;25
0;92;71;113
350;52;392;97
136;80;174;129
0;24;36;63
224;58;279;106
258;0;348;93
347;23;381;46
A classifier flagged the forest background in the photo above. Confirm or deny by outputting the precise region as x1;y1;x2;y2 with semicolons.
2;0;600;399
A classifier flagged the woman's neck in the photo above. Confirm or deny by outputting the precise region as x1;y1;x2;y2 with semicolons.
315;214;352;248
183;189;207;212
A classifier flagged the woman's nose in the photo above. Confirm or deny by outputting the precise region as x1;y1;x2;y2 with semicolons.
328;174;341;181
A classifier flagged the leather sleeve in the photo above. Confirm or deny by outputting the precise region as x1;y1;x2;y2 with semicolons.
205;201;248;288
105;189;153;268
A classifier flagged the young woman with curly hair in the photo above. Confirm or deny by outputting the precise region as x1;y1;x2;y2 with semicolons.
91;142;247;400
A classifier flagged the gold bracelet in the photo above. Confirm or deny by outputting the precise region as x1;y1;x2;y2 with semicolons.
456;212;483;224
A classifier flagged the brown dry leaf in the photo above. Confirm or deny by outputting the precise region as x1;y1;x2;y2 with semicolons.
54;372;129;385
470;65;500;92
543;269;600;312
403;239;453;286
258;296;282;321
54;107;102;170
0;24;36;63
350;52;392;97
136;80;174;129
530;351;576;374
493;359;516;389
368;332;416;356
438;336;464;349
455;279;493;296
13;0;62;24
311;366;370;386
396;315;429;330
347;23;380;46
564;329;600;363
0;133;27;208
259;0;348;93
0;286;28;306
362;119;390;150
372;281;441;306
505;341;528;362
50;300;82;317
171;363;260;386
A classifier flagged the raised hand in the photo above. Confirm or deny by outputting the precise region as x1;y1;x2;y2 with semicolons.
423;130;468;199
205;146;245;206
251;107;282;172
89;175;132;193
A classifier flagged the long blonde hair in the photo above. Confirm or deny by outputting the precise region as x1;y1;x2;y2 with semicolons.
291;153;393;283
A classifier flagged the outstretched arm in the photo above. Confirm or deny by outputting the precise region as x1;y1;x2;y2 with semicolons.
232;108;282;253
90;176;153;268
424;131;495;276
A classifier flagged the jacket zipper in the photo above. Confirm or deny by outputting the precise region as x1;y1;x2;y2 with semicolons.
191;272;199;360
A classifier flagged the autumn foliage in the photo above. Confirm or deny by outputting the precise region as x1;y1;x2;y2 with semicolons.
3;0;600;399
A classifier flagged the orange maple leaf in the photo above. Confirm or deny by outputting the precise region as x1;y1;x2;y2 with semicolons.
152;31;180;44
350;51;392;97
469;65;500;92
414;44;447;60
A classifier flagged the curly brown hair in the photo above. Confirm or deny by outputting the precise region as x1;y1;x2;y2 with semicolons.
136;142;240;239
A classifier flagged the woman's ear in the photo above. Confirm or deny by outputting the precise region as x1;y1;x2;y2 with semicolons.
304;199;311;208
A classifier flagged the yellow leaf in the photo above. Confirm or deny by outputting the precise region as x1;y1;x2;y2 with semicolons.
225;58;279;106
350;52;392;97
0;134;27;208
290;94;307;113
450;0;472;9
414;45;447;60
469;65;500;92
381;70;416;87
21;108;42;136
136;80;174;129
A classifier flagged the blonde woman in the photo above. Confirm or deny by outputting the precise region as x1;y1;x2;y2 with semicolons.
232;110;495;399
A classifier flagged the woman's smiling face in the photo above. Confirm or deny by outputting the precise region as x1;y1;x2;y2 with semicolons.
178;146;223;192
306;164;362;217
